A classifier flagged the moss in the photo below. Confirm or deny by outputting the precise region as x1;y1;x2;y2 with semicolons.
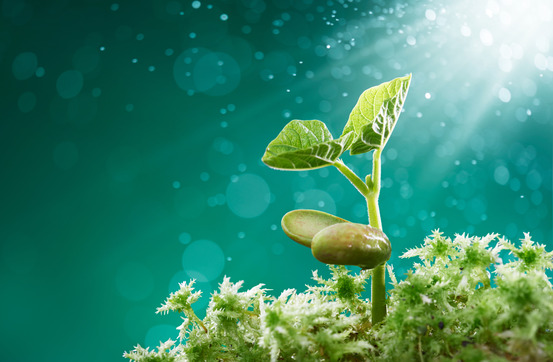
124;232;553;361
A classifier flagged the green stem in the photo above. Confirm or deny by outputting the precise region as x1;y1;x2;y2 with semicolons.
333;160;370;197
334;151;387;325
368;149;386;325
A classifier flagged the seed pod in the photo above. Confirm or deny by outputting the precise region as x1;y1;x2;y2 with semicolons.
311;223;391;269
281;209;350;248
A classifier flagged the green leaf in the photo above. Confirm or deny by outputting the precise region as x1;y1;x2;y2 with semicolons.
262;120;353;170
341;75;411;155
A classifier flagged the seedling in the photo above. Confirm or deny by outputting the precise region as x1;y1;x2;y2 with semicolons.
262;74;411;324
124;75;553;361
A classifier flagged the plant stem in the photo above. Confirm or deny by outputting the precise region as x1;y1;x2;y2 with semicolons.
367;149;386;325
334;151;387;325
333;160;370;197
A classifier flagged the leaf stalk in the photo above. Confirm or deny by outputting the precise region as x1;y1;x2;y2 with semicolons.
333;160;370;198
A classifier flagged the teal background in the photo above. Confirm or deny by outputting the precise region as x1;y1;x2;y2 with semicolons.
1;0;552;360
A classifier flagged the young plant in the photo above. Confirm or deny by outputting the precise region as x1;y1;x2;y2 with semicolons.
124;74;553;360
262;74;411;324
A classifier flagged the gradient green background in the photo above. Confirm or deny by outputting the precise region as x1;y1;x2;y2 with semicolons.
1;0;552;360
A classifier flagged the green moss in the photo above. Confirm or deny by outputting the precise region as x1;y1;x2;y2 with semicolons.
124;232;553;361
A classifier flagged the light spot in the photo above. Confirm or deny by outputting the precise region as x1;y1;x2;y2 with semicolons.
220;13;228;21
534;53;548;70
178;232;191;244
226;173;270;218
56;70;84;99
12;52;38;80
17;91;36;113
479;29;493;46
494;165;510;185
200;172;210;181
35;67;45;77
460;24;471;37
191;0;201;9
271;243;284;255
498;87;511;103
526;169;542;190
182;240;225;281
425;9;436;21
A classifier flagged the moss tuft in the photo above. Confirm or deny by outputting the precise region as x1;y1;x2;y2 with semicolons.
124;232;553;361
